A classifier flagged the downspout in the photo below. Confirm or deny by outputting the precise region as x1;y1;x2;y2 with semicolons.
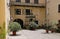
45;0;47;26
45;0;48;26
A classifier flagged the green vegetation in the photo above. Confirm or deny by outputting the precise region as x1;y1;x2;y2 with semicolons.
8;22;21;35
27;21;39;30
9;22;21;32
0;22;6;39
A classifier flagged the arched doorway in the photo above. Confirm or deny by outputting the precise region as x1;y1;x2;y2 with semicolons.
13;19;23;28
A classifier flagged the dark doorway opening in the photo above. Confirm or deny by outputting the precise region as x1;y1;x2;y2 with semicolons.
13;19;23;28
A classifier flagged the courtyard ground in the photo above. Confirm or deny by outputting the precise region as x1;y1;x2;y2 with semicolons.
7;29;60;39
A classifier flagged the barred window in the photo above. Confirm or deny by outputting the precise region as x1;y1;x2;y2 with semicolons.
15;9;21;15
25;9;31;15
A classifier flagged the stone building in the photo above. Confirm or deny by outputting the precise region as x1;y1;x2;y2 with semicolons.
46;0;60;25
9;0;60;28
10;0;46;28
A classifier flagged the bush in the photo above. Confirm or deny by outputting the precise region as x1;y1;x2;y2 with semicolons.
56;28;60;33
41;24;47;29
28;21;39;30
56;23;60;33
45;26;51;30
36;26;42;29
8;22;21;32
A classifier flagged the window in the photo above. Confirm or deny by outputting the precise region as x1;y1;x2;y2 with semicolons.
25;0;30;3
15;9;21;15
58;20;60;23
25;9;31;15
16;0;21;2
34;0;38;4
58;4;60;12
30;19;33;21
34;20;38;24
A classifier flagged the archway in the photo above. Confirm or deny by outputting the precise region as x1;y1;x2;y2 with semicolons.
13;19;23;28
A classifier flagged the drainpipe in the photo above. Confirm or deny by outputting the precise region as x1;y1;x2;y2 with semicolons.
45;0;49;26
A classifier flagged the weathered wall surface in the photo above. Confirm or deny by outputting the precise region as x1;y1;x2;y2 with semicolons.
47;0;60;25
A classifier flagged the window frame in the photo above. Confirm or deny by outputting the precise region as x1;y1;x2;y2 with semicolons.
15;9;21;15
58;4;60;12
25;9;31;15
25;0;30;3
34;0;38;4
16;0;21;2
